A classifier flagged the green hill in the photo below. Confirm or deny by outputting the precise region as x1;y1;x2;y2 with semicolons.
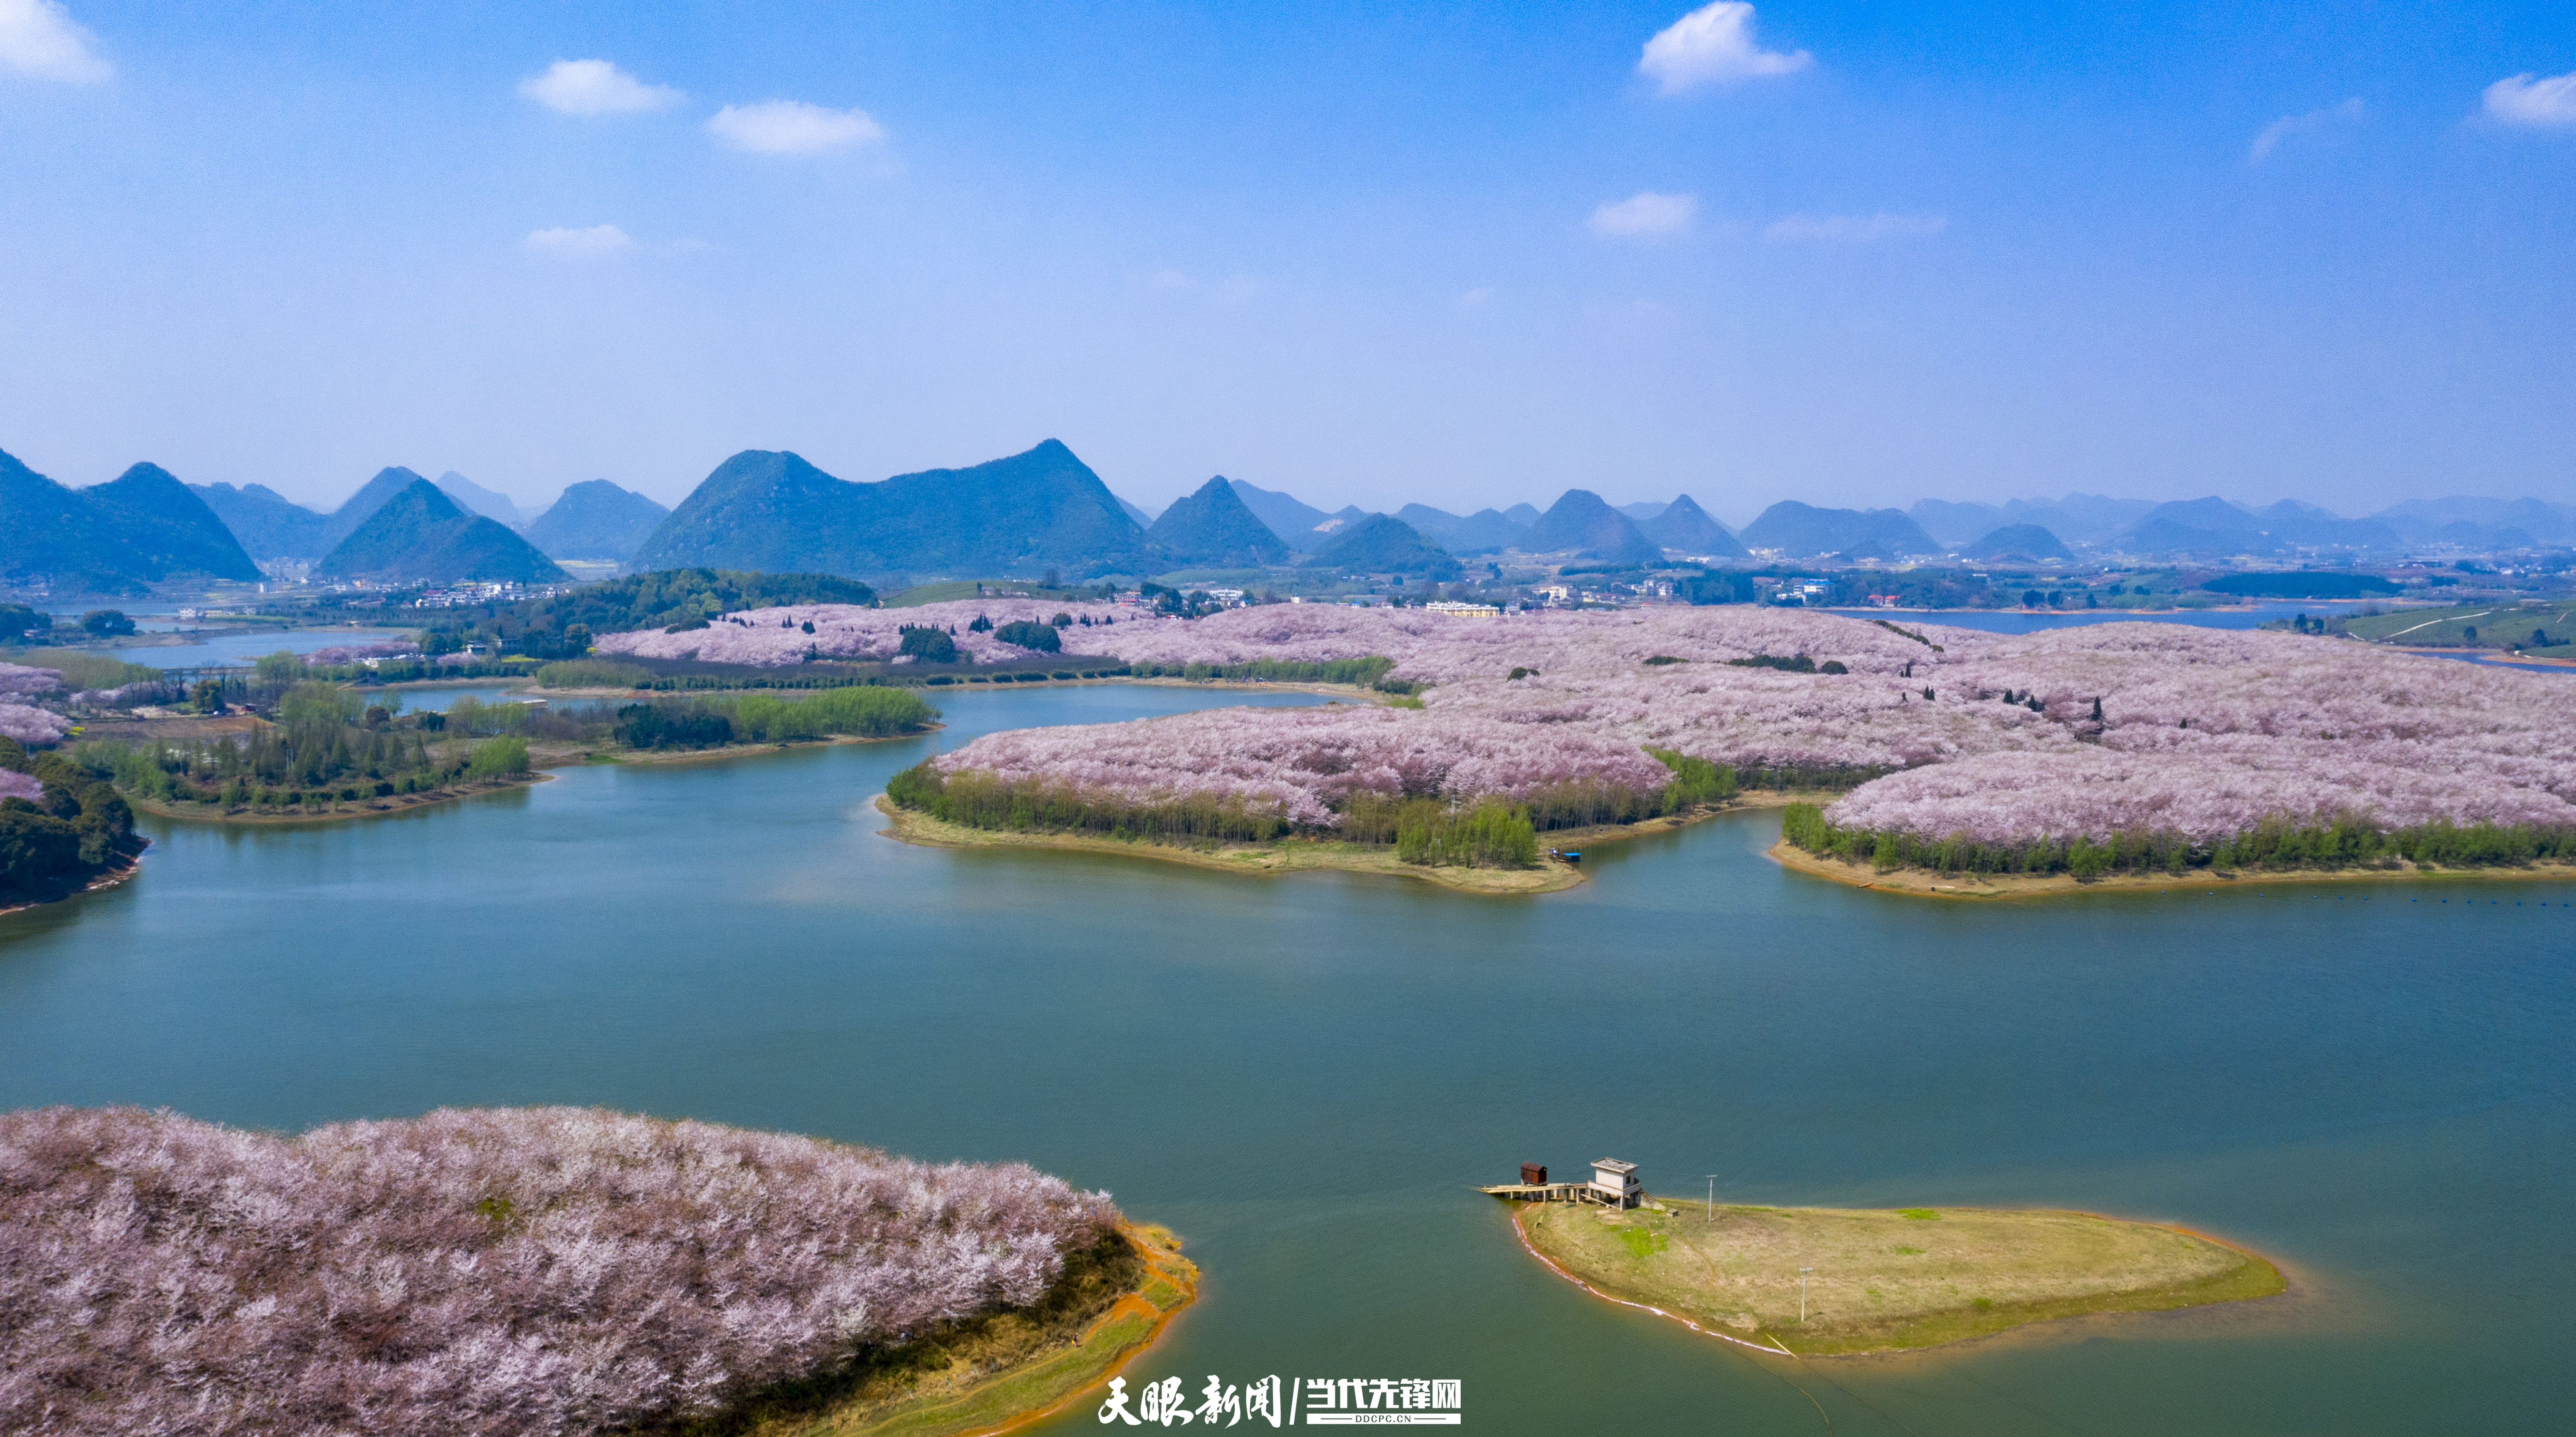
1145;476;1292;568
321;467;438;553
78;465;262;581
0;449;262;592
1641;495;1745;557
1964;524;2073;562
191;482;332;560
1528;489;1659;563
633;440;1148;581
526;479;671;562
1301;514;1462;578
317;479;567;583
1397;505;1530;553
1740;502;1940;559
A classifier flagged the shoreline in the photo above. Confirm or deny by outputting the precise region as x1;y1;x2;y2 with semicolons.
1509;1200;2284;1359
0;846;147;920
875;789;1839;896
780;1222;1198;1437
125;773;555;826
112;728;942;828
876;796;1587;893
1768;835;2576;898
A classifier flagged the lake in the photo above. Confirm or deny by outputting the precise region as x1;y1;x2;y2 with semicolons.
2;683;2569;1435
116;627;408;669
1820;601;2376;634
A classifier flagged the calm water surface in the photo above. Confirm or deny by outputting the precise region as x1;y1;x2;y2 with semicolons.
117;627;406;668
1821;602;2379;634
3;685;2570;1435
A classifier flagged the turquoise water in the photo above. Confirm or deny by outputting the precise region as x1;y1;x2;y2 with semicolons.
2;685;2570;1434
116;627;407;668
377;684;530;713
1822;602;2378;634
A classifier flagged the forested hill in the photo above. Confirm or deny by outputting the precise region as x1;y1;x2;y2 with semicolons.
1739;502;1941;559
316;479;566;583
632;440;1149;581
1526;489;1659;564
525;479;670;562
192;482;332;560
0;450;261;593
1144;476;1292;568
321;467;437;554
1301;514;1462;578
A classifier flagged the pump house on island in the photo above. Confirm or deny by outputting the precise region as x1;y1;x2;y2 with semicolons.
1481;1157;1644;1209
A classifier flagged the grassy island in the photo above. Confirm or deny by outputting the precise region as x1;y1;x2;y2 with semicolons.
1512;1199;2282;1356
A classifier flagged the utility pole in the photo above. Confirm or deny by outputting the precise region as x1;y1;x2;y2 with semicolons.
1703;1175;1719;1224
1800;1267;1814;1324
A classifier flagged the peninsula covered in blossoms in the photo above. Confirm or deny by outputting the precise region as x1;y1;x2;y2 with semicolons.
0;1106;1196;1437
595;601;2576;891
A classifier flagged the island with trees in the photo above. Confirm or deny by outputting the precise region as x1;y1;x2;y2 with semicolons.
50;655;939;828
0;1105;1197;1437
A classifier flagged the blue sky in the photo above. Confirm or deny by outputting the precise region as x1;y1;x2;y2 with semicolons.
0;1;2570;521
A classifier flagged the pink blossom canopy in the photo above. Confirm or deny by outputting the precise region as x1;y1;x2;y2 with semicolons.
595;604;2576;841
0;1105;1118;1437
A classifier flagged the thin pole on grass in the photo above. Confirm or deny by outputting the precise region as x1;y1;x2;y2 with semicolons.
1704;1175;1719;1224
1800;1267;1814;1324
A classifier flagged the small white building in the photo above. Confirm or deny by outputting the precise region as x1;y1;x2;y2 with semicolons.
1590;1158;1642;1209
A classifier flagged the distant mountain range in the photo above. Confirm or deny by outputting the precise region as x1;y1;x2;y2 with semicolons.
632;440;1149;581
1;449;260;593
193;468;668;569
15;427;2576;599
1740;502;1941;560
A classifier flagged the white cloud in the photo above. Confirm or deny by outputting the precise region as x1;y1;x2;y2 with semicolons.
0;0;111;82
518;59;683;115
1638;2;1809;95
1763;212;1946;243
525;224;634;258
2482;71;2576;129
2248;97;2364;162
1457;287;1493;308
1590;191;1697;238
706;100;886;154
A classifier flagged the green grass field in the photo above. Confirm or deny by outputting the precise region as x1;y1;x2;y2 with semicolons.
695;1224;1197;1437
1519;1201;2282;1356
2344;601;2576;648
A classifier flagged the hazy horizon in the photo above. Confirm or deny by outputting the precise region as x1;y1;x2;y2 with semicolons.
2;1;2570;519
